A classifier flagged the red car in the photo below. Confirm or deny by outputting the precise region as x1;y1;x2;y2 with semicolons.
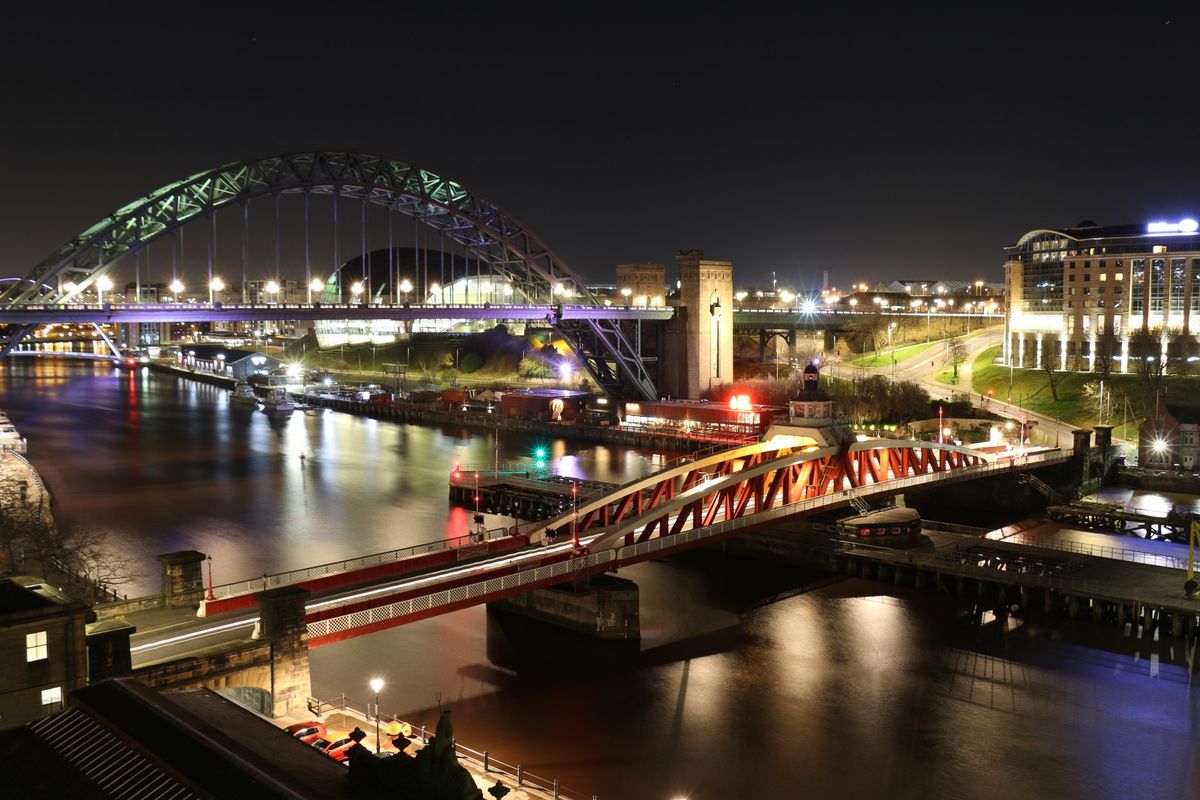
323;736;357;762
286;721;327;746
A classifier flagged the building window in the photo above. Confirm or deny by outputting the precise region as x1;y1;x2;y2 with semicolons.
26;631;47;662
1069;274;1076;282
1084;273;1091;281
40;687;61;708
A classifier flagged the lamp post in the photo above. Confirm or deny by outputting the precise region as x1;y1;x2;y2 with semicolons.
170;279;184;303
399;278;413;305
351;281;364;304
369;678;383;751
209;277;225;305
265;280;280;304
308;277;324;305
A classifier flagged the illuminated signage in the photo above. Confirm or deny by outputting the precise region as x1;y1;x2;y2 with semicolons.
1147;219;1198;234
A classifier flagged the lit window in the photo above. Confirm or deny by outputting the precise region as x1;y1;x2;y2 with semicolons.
1099;273;1108;281
41;687;61;707
1153;245;1167;254
26;631;47;662
1115;273;1124;281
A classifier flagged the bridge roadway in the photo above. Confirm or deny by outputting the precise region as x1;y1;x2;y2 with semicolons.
0;300;1002;328
0;301;674;325
126;442;1071;658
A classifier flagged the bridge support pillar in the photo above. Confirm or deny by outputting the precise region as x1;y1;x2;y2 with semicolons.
1170;613;1184;638
158;550;206;609
1067;596;1080;619
256;586;313;718
489;574;640;640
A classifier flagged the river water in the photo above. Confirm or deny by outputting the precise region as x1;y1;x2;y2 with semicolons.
2;360;1197;799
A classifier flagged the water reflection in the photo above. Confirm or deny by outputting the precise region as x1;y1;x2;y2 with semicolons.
0;360;671;594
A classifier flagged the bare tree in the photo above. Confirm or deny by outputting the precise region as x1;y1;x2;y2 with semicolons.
1039;347;1063;401
1093;328;1117;379
945;335;968;381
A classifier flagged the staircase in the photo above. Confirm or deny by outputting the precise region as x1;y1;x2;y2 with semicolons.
1017;472;1071;505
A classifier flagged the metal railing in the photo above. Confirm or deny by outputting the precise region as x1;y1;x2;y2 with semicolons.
306;695;597;800
990;532;1188;570
211;526;513;600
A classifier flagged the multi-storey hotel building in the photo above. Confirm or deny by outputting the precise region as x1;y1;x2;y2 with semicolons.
1004;218;1200;371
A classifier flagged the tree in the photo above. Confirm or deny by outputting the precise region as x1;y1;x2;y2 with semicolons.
945;335;967;380
1039;347;1062;401
1094;328;1117;379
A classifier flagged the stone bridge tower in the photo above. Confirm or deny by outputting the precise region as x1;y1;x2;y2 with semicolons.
675;249;734;399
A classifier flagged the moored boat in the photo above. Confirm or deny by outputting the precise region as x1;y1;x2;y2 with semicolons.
230;381;259;407
261;387;295;414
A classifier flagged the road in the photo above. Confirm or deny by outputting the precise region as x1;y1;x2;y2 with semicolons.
830;325;1096;451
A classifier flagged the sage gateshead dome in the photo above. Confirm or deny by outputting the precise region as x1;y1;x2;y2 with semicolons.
1003;218;1200;372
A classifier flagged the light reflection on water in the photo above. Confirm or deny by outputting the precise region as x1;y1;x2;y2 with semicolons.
2;359;1198;798
0;360;668;595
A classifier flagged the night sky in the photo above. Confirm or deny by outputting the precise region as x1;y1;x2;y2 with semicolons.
1;3;1198;289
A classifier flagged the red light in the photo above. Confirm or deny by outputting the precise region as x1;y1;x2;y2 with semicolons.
474;472;480;480
474;495;480;503
452;471;461;479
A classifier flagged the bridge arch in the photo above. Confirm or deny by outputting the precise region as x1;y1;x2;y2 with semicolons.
6;151;657;397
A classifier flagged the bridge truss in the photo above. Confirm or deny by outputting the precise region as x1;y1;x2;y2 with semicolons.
4;152;658;398
302;441;1075;646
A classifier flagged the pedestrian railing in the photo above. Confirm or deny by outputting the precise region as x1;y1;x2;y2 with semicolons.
211;526;515;600
306;696;598;799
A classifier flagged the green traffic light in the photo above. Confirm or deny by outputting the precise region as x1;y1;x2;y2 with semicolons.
534;448;547;459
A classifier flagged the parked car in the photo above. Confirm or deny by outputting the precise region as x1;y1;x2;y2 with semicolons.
286;721;327;745
323;736;357;762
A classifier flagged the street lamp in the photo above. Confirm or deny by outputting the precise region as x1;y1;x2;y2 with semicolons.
209;277;225;305
308;277;324;304
369;678;383;751
96;275;113;305
429;282;441;303
265;280;280;303
351;281;364;303
170;279;185;303
399;278;413;304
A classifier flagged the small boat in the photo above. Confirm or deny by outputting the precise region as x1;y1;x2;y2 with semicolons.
261;387;295;414
230;382;260;407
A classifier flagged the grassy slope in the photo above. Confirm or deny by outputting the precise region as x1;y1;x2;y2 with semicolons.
848;340;941;368
964;346;1200;440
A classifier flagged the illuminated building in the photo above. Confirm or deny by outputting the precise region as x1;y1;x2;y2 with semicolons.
1004;219;1200;371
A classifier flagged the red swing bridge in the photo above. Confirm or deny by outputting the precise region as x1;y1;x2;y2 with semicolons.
190;437;1071;647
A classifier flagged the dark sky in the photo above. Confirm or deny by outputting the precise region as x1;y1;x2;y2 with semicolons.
2;2;1198;289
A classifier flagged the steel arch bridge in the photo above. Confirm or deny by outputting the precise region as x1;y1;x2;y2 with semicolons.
4;151;658;398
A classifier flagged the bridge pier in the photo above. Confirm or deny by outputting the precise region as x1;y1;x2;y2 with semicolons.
158;550;206;609
256;586;313;718
488;574;640;640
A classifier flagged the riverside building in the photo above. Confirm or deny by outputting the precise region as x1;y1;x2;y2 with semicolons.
1004;218;1200;372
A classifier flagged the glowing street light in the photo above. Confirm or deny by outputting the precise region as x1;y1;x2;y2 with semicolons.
369;678;384;751
170;279;185;302
308;277;324;304
208;277;225;304
620;287;632;304
779;289;795;306
735;290;748;304
429;282;441;303
265;280;280;303
399;278;413;304
96;275;113;305
350;281;364;302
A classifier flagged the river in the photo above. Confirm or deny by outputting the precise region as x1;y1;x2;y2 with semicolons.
2;359;1197;799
